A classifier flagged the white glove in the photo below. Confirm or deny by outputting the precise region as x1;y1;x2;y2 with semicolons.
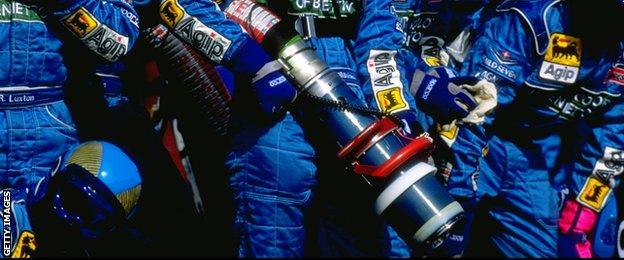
459;79;497;125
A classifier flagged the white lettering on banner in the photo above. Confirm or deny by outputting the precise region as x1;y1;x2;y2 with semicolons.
159;0;232;62
406;12;436;48
175;17;232;63
84;26;129;62
224;0;280;43
0;1;41;21
292;0;355;17
9;94;34;103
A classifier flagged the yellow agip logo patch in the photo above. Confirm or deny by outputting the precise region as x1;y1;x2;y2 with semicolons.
376;87;407;113
63;7;99;39
577;177;612;211
160;0;185;28
10;231;36;258
544;33;582;67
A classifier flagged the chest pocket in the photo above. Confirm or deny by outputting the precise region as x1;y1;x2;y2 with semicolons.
287;0;358;18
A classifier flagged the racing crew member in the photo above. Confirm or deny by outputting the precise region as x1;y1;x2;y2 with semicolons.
354;0;500;256
221;0;416;257
126;0;302;256
441;0;624;257
0;0;138;256
555;39;624;258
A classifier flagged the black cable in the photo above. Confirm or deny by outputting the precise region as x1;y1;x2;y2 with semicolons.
297;91;405;128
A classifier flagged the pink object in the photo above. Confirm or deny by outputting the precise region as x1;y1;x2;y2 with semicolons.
559;200;599;258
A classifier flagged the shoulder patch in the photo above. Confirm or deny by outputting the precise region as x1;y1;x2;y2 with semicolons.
160;0;185;28
538;33;581;84
577;176;612;212
375;87;407;113
63;7;99;38
63;7;129;62
544;33;582;66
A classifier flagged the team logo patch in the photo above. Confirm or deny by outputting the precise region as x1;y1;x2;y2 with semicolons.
577;177;612;212
546;33;582;66
63;7;129;61
539;33;582;84
160;0;185;28
10;231;36;258
63;7;99;39
606;66;624;86
375;87;407;113
368;50;409;114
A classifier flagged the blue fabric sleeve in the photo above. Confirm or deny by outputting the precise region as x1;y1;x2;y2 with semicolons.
43;0;140;62
155;0;271;74
353;0;422;131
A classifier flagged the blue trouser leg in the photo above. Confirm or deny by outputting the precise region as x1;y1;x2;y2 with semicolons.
465;135;558;257
0;102;78;257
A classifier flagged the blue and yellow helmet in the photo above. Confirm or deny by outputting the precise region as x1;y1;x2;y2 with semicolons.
60;141;142;217
29;141;144;240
